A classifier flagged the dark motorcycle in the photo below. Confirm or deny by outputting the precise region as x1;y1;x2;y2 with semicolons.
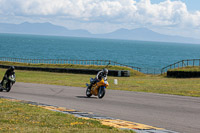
0;74;16;92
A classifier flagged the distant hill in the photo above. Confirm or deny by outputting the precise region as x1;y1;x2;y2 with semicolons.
94;28;200;44
0;22;91;37
0;22;200;44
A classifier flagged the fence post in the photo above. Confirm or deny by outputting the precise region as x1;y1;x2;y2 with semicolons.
199;59;200;66
182;60;184;68
193;59;195;66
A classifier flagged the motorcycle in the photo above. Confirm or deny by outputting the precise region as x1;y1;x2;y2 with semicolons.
86;77;109;99
0;74;16;92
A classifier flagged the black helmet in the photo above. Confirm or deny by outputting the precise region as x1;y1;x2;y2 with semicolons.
103;68;108;75
9;66;15;71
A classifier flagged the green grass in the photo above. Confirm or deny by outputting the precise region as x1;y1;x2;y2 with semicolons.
168;66;200;72
0;98;133;133
0;68;200;97
113;75;200;97
1;61;200;97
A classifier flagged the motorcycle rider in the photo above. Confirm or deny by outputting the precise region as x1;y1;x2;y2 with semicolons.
88;68;108;89
1;66;15;85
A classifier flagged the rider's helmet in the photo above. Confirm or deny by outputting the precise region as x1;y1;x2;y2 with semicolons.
9;66;15;71
103;68;108;75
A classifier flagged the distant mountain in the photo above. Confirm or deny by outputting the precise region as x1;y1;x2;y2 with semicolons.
0;22;91;37
0;22;200;44
94;28;200;44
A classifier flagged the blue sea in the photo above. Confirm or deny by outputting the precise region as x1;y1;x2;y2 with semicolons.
0;33;200;71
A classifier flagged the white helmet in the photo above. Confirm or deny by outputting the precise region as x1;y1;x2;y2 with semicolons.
103;68;108;75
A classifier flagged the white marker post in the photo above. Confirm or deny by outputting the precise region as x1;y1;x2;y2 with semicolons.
114;79;118;85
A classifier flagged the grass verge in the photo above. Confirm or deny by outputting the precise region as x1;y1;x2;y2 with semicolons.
0;98;133;133
0;68;200;97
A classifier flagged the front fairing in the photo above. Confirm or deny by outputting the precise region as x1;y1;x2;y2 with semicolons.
8;74;16;82
104;80;109;87
97;79;109;88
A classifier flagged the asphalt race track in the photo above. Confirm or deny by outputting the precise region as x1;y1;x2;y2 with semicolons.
0;82;200;133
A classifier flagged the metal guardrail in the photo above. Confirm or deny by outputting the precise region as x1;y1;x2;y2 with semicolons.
161;59;200;74
0;57;141;72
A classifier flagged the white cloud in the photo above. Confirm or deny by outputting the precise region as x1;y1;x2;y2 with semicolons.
0;0;200;37
0;0;135;19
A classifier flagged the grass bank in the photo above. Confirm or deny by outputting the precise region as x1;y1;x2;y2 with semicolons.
0;98;133;133
0;68;200;97
0;61;143;76
168;66;200;72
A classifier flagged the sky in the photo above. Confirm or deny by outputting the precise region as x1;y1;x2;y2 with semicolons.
150;0;200;11
0;0;200;39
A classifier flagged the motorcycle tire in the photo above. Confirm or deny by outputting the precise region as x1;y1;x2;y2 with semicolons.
0;84;2;92
86;87;92;97
98;87;105;99
6;82;12;92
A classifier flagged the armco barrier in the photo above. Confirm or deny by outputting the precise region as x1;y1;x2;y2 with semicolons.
167;71;200;78
0;65;130;77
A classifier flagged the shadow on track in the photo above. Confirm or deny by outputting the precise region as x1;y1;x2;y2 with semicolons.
76;96;97;99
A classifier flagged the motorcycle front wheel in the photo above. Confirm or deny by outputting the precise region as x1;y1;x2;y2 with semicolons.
6;82;12;92
98;87;105;99
86;87;92;97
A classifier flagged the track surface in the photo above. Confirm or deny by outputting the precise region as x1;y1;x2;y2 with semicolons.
0;82;200;133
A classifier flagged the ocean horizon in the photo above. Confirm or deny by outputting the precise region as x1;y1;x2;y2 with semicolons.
1;33;200;72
